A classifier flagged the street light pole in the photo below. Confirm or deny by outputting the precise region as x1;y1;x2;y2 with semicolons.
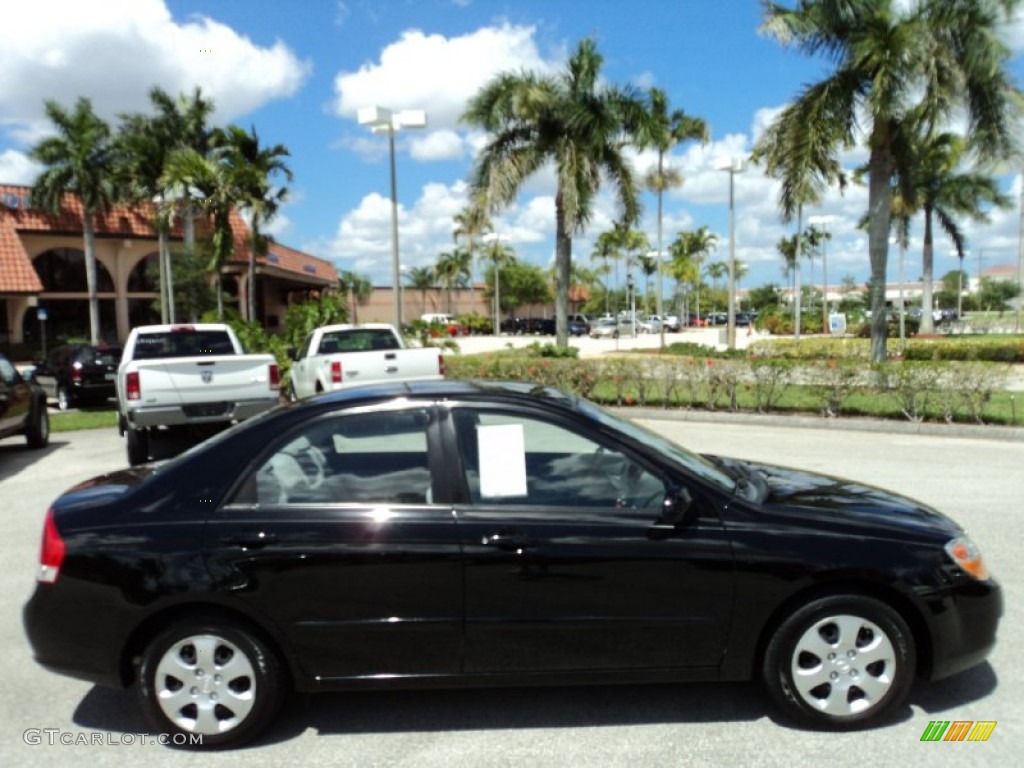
717;157;746;349
357;106;427;329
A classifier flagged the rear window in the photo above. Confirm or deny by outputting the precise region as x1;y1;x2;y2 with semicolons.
78;346;122;366
131;331;236;360
319;329;399;353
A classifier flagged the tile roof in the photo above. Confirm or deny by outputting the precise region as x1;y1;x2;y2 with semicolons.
0;184;337;292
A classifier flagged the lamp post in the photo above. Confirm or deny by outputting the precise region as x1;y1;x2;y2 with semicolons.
482;232;502;336
717;157;746;349
808;215;836;334
357;106;427;329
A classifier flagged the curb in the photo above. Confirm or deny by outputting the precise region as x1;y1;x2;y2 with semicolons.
611;406;1024;443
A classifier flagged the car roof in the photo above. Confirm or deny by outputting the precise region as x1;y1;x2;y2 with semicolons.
295;379;580;412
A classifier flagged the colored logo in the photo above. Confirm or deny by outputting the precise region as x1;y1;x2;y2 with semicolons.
920;720;997;742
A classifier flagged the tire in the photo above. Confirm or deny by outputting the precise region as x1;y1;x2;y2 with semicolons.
136;617;285;749
57;385;72;411
25;399;50;449
763;594;915;729
126;429;149;466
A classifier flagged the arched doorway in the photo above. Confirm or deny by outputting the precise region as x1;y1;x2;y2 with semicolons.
27;248;117;344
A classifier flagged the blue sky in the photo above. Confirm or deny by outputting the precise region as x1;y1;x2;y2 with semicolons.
2;0;1023;293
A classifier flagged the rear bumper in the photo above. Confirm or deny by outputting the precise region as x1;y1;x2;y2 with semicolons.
24;584;128;689
125;398;277;428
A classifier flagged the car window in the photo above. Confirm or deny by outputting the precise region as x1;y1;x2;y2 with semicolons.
237;408;433;506
453;409;665;510
0;357;18;385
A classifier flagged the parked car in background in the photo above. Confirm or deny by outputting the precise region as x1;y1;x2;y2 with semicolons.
287;324;445;400
32;344;122;410
0;353;49;449
23;381;1001;747
662;314;681;332
568;317;589;336
640;315;663;334
116;324;280;466
589;317;627;338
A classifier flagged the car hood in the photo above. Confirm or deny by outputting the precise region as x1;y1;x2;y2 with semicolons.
716;457;962;540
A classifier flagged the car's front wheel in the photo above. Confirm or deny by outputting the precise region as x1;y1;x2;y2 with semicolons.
763;594;915;729
137;618;285;749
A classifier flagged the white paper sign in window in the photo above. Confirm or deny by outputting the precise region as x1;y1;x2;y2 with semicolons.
477;423;527;498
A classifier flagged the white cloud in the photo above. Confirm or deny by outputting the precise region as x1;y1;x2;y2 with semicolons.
0;0;309;144
409;129;466;162
0;149;40;184
332;24;551;130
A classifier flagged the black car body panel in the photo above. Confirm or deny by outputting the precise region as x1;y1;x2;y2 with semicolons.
0;353;48;447
24;381;1001;706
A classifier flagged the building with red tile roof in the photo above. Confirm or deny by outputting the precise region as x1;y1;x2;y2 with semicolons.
1;184;337;348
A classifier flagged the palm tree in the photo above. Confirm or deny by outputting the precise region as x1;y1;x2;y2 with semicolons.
758;0;1019;362
215;125;292;322
406;266;437;316
337;270;373;323
635;87;708;341
116;87;217;323
674;227;718;321
895;130;1009;334
482;239;516;325
31;97;116;345
705;261;728;311
452;198;491;310
435;248;472;313
592;225;627;314
462;38;644;347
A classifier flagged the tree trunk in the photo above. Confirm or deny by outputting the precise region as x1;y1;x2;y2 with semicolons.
83;212;100;345
794;205;803;339
248;220;257;323
867;140;894;363
554;190;570;348
920;207;935;334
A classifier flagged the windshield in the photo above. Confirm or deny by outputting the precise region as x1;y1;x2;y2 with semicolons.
578;398;737;491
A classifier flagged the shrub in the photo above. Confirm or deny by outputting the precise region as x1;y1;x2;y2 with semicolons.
811;360;862;417
747;359;794;413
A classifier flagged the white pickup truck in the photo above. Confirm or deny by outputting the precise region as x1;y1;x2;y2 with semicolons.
287;324;445;400
116;323;280;465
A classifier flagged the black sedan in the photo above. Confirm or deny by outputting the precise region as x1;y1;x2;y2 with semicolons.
24;381;1000;748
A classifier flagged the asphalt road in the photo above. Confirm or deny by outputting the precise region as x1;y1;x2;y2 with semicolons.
0;419;1020;767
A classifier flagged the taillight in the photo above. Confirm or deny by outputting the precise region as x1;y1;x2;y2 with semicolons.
38;508;65;584
269;363;280;390
438;353;446;377
331;361;342;384
126;371;141;400
71;361;83;382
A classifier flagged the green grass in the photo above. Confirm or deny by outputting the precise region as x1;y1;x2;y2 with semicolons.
50;407;119;433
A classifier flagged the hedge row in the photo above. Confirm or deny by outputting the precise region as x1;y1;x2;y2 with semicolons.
748;336;1024;363
444;354;1014;425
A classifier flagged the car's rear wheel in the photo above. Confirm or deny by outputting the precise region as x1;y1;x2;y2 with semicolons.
126;429;149;466
763;594;915;729
137;618;285;749
25;399;50;449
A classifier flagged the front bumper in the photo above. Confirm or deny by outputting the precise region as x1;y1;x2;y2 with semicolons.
923;577;1003;681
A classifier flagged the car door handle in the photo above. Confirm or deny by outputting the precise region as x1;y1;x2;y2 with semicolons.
220;531;278;548
482;530;530;551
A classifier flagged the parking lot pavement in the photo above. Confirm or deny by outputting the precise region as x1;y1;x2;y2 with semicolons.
1;423;1020;767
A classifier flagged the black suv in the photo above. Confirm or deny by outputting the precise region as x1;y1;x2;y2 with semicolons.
33;344;122;410
0;353;49;449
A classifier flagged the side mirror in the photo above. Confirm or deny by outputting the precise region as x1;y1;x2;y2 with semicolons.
286;346;297;361
649;486;693;539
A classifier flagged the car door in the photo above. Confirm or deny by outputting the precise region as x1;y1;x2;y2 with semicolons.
207;404;463;681
447;405;735;674
0;357;28;433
